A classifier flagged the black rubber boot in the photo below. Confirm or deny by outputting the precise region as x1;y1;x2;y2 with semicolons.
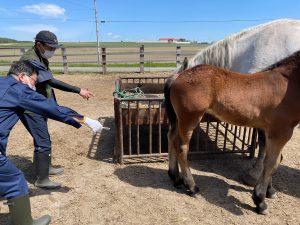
34;152;61;189
49;165;64;176
7;194;51;225
49;156;64;176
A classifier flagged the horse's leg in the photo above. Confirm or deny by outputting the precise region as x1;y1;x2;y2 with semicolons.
242;128;266;186
168;123;183;187
266;177;277;199
176;114;202;195
253;128;293;214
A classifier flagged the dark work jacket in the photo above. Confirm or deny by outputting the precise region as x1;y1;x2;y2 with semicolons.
20;47;54;98
20;47;81;99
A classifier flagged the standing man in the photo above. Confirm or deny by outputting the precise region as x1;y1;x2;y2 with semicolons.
2;60;102;225
19;30;95;189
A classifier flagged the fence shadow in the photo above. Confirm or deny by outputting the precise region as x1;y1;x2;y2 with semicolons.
87;116;115;163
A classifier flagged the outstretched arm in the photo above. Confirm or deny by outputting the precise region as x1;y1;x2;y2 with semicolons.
48;78;95;99
16;84;103;133
16;85;82;128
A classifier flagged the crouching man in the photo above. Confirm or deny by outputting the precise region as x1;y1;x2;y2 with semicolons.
1;60;102;225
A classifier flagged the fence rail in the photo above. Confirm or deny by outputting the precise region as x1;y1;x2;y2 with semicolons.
0;45;203;73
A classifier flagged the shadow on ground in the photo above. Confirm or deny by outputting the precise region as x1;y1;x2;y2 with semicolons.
7;155;72;197
87;116;115;163
114;154;300;215
189;154;300;198
114;164;253;216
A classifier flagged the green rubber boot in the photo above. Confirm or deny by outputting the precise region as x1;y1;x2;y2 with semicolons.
7;194;51;225
34;152;61;189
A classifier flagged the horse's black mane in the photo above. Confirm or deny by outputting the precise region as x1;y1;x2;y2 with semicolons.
262;49;300;71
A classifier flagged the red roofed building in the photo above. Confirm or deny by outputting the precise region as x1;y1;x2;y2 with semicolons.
159;38;178;43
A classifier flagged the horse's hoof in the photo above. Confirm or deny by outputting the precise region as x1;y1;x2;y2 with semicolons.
240;173;258;187
168;170;184;188
253;195;268;215
266;188;277;199
256;203;269;215
187;186;200;197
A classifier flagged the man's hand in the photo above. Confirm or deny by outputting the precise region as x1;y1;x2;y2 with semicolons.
84;117;103;134
79;89;95;100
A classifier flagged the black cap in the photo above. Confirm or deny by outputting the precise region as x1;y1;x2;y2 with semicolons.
35;30;62;48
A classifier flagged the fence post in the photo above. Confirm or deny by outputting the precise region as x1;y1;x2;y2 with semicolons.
176;45;181;68
101;47;107;74
20;48;26;55
61;47;68;74
140;45;144;73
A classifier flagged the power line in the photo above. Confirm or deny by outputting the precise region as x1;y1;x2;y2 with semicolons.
1;17;295;24
99;19;277;23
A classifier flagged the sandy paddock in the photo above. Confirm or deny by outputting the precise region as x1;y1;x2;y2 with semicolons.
0;73;299;225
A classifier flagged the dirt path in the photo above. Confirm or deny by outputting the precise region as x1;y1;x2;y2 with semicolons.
0;73;299;225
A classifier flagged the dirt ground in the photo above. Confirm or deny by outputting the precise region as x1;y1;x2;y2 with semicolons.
0;72;299;225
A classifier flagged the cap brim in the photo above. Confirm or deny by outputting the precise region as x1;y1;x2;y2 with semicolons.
45;43;62;48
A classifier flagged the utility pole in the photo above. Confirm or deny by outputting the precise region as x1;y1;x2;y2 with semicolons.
94;0;100;65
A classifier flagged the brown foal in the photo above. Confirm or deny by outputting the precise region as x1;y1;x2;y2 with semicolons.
164;50;300;214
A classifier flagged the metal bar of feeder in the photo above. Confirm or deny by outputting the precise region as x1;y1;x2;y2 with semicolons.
158;102;162;154
148;101;152;154
128;101;132;156
136;101;140;155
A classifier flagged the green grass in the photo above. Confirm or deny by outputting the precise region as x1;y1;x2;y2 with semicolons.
51;62;176;68
0;61;12;66
2;60;175;68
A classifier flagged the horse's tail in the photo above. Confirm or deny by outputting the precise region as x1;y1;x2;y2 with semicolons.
164;76;177;126
164;58;187;126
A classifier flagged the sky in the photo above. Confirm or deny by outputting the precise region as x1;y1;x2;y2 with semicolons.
0;0;300;43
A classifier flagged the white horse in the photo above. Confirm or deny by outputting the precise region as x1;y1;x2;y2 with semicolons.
177;19;300;73
174;18;300;191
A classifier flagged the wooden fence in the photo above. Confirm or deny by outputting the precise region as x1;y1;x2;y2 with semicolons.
0;45;203;73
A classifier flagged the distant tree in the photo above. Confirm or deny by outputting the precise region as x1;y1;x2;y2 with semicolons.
0;37;18;43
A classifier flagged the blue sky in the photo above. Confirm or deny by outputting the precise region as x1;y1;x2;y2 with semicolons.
0;0;300;42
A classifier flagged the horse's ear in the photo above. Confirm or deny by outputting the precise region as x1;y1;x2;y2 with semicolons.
182;57;188;71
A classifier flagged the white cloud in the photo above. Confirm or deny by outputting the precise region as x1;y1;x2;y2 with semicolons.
10;24;59;35
22;3;65;18
107;32;121;39
112;35;121;39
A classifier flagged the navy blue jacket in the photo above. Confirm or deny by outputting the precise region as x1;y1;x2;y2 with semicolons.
0;76;82;157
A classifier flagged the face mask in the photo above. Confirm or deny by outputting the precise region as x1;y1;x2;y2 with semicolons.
41;50;55;59
25;76;36;91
